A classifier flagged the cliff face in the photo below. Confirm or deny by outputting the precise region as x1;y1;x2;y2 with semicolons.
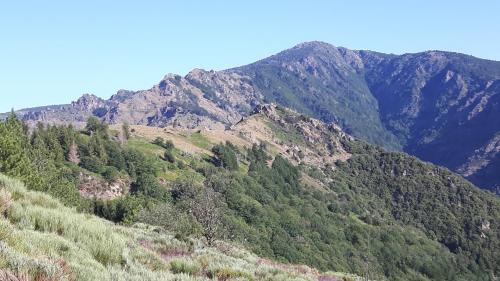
7;41;500;192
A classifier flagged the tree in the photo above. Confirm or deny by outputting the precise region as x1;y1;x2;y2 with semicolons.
152;137;165;147
122;122;131;141
85;116;108;136
131;173;166;200
67;141;80;164
153;137;174;151
212;142;238;171
163;150;175;163
190;187;223;246
0;112;40;188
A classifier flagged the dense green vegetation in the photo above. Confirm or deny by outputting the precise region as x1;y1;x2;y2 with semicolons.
0;113;499;280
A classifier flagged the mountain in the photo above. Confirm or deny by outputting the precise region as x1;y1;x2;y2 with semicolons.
5;41;500;192
232;42;500;193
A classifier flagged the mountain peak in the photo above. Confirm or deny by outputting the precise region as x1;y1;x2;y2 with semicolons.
71;93;106;111
294;41;335;49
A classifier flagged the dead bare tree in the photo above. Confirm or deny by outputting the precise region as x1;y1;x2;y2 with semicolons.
67;141;80;164
190;187;222;246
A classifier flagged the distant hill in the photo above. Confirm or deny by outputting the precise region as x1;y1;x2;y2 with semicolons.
4;41;500;192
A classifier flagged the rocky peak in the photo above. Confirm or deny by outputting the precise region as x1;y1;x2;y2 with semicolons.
250;103;276;114
293;41;337;52
71;94;106;111
185;68;214;80
110;89;136;102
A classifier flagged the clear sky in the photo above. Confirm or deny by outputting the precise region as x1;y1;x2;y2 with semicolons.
1;0;499;112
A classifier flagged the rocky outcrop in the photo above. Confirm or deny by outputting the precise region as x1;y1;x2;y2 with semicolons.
71;94;107;111
78;173;130;200
234;104;353;166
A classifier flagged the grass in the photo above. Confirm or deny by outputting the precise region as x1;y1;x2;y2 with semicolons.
265;120;307;147
0;174;360;281
127;138;206;184
188;132;212;150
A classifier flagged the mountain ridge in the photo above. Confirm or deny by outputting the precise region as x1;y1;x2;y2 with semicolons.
3;41;500;193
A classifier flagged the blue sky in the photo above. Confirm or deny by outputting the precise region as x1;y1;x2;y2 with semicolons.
1;0;499;112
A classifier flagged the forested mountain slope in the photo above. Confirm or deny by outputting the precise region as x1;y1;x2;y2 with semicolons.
1;105;499;280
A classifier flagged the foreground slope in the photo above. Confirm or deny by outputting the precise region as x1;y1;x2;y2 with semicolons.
0;174;359;281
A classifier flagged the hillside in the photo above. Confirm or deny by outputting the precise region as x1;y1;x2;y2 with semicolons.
5;42;500;193
3;103;499;280
0;174;362;281
124;105;500;280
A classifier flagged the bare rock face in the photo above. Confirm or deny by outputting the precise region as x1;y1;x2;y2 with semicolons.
8;93;111;129
100;69;262;130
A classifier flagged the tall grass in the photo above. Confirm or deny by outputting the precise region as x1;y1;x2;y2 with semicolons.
0;174;360;280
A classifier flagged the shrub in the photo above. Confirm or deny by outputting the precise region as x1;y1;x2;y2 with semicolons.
212;143;238;171
80;156;105;174
163;150;175;163
136;203;201;241
152;137;165;147
0;188;12;216
102;166;119;182
208;267;251;281
153;138;175;151
169;259;200;275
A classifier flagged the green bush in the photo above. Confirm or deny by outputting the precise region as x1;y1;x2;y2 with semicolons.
212;142;238;171
169;259;200;275
102;166;119;182
80;156;106;174
163;150;175;163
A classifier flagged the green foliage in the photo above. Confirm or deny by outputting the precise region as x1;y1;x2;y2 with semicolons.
124;148;158;179
212;142;238;171
131;174;167;200
169;259;200;275
153;137;174;151
85;116;108;136
201;144;499;280
0;114;88;210
163;149;176;163
0;112;40;188
93;195;143;223
136;203;200;241
1;113;499;281
327;150;500;278
80;156;106;174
